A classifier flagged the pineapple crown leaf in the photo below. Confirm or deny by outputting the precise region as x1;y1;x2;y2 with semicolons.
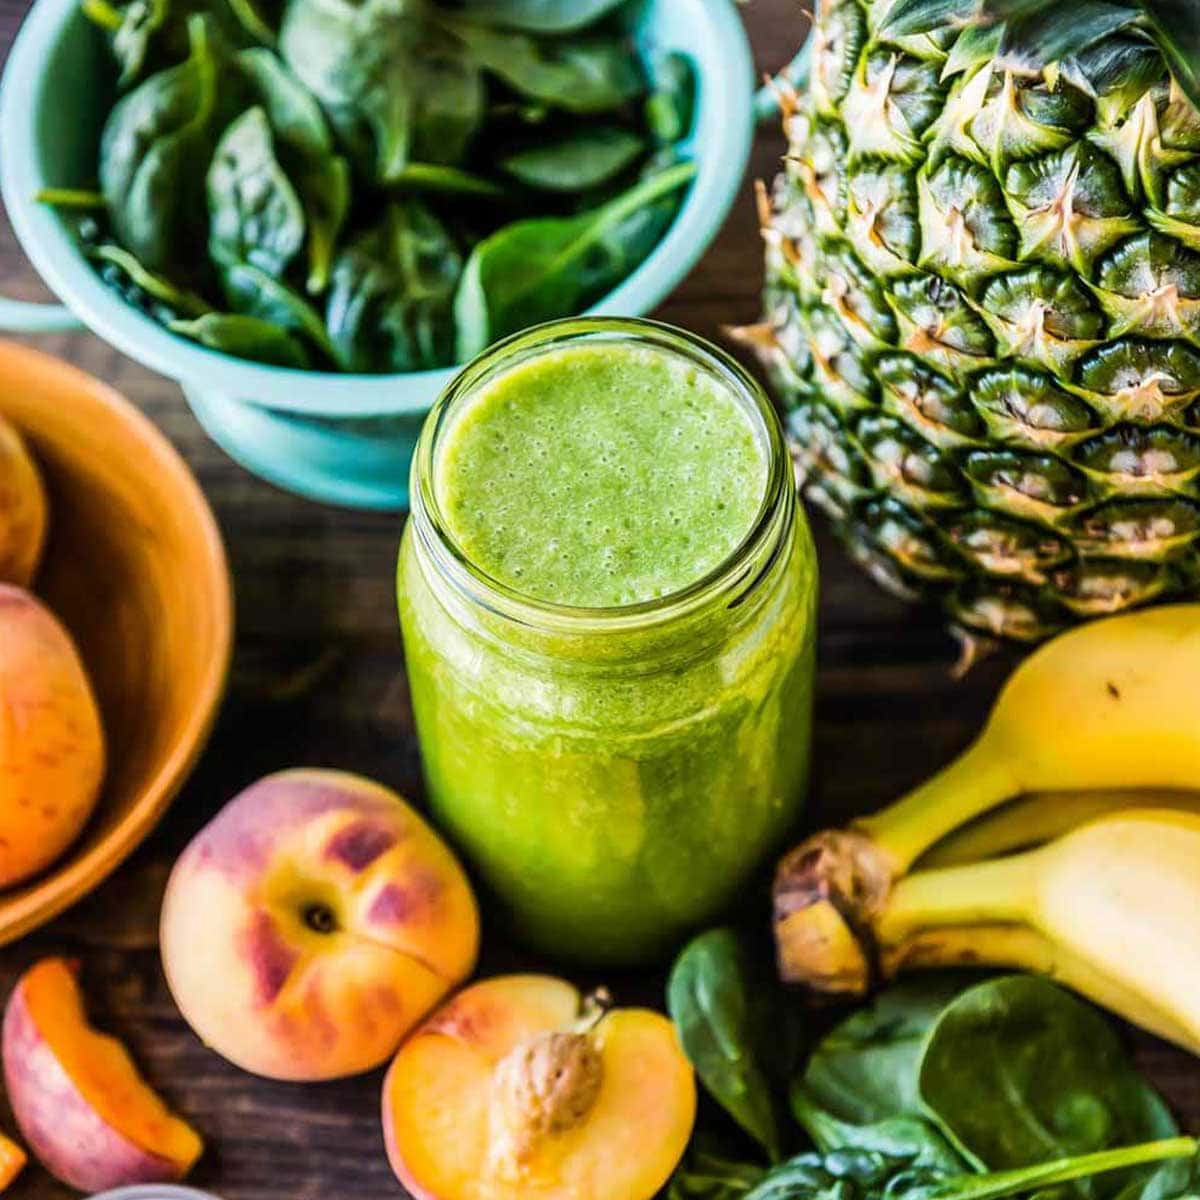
881;0;1200;110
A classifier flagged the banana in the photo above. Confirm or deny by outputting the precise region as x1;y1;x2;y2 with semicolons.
919;790;1200;868
774;605;1200;993
871;810;1200;1053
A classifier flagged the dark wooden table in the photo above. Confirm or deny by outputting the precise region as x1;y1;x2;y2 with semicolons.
0;2;1196;1196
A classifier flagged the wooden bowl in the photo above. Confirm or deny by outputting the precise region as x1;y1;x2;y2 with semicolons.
0;340;232;942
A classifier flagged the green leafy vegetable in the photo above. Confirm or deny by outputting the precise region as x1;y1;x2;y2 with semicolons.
668;1143;769;1200
279;0;484;181
219;259;335;359
447;18;645;112
498;126;644;191
392;162;508;197
170;312;312;365
668;928;795;1163
99;14;221;272
454;156;694;358
90;243;212;318
802;976;977;1126
235;47;333;158
741;1140;1197;1200
645;51;696;144
326;200;462;372
207;105;306;276
918;977;1178;1189
435;0;629;33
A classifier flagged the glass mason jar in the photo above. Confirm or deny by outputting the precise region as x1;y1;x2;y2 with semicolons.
398;319;818;964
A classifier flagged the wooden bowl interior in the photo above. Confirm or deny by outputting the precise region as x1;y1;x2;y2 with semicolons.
0;341;230;940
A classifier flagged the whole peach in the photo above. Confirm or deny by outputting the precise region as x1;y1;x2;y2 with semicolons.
0;415;47;587
0;586;105;887
160;769;480;1081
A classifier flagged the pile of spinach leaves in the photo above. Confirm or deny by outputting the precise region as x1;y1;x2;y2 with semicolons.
665;929;1199;1200
51;0;697;371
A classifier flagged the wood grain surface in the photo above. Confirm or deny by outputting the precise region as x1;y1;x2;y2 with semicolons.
1;2;1196;1196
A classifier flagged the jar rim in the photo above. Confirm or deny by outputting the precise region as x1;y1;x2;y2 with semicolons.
408;317;793;634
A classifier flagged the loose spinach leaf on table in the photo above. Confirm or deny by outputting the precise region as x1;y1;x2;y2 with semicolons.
99;13;222;273
434;0;629;33
279;0;484;181
170;311;312;365
668;927;802;1164
918;976;1178;1190
668;1143;770;1200
208;105;307;276
802;976;978;1127
740;1139;1196;1200
453;156;694;359
326;200;462;372
219;259;335;359
497;126;644;191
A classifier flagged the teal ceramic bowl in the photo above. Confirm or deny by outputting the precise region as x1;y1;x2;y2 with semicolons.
0;0;755;509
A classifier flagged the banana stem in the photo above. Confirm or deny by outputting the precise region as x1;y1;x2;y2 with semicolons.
878;853;1040;945
937;1138;1196;1200
858;740;1019;875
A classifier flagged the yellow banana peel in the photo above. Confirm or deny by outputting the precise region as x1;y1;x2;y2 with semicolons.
774;604;1200;996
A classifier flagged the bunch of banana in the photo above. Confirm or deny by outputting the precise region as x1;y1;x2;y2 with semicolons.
773;605;1200;1052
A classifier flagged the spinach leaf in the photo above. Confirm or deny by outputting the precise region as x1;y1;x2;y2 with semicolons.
453;156;693;358
668;928;793;1163
393;162;508;198
233;51;349;291
170;312;312;365
645;51;697;144
220;260;335;359
802;976;978;1126
434;0;629;33
207;106;306;277
326;200;462;372
497;126;644;191
279;0;484;181
112;0;170;85
226;0;277;44
918;976;1178;1190
99;14;221;273
90;243;212;319
1115;1151;1200;1200
447;19;644;113
740;1140;1196;1200
668;1143;769;1200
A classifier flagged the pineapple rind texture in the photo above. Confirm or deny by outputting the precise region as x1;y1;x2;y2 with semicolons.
759;0;1200;640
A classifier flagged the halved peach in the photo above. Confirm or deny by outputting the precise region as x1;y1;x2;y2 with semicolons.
0;415;47;587
0;1133;25;1191
383;975;696;1200
2;958;202;1192
0;586;106;888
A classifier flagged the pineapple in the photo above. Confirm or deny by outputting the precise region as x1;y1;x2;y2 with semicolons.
751;0;1200;642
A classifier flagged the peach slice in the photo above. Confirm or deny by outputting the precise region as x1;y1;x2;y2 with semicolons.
161;769;480;1081
0;1133;26;1191
0;585;106;888
0;415;47;588
383;975;696;1200
2;958;202;1192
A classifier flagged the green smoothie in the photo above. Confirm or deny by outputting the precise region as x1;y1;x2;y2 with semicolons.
400;321;817;963
434;345;769;608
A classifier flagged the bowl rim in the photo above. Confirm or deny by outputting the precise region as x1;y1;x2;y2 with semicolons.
0;0;755;418
0;339;233;946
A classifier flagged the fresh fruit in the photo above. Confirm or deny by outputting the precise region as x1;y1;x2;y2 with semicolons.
921;789;1200;867
0;1134;25;1191
0;415;47;587
874;810;1200;1053
773;605;1200;992
160;768;480;1081
382;974;696;1200
749;0;1200;643
0;585;106;888
2;958;202;1192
